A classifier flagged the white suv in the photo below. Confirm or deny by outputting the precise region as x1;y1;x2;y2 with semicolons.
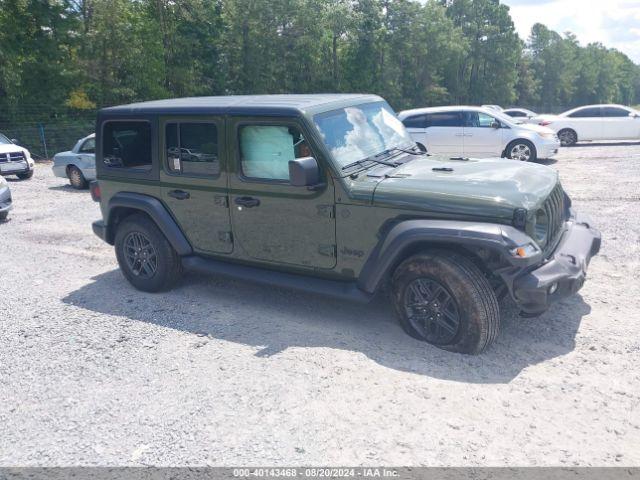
398;106;560;162
0;133;35;180
532;104;640;146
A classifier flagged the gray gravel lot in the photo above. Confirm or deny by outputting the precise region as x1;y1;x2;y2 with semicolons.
0;143;639;466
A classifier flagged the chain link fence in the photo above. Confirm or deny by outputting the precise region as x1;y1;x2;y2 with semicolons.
0;107;96;160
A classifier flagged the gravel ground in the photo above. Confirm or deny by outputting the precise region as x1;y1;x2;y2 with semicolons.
0;142;639;467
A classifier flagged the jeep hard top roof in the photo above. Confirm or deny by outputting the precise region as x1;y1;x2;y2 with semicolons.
99;94;383;118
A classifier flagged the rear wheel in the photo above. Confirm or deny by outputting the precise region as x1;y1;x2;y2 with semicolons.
391;251;500;354
558;129;577;147
507;139;537;162
114;214;182;292
67;166;87;189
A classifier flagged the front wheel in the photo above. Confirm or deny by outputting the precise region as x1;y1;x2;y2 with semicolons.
0;211;8;221
67;166;87;189
391;251;500;354
17;169;34;180
114;214;182;292
507;140;537;162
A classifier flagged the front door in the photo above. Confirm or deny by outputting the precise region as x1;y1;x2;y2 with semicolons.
160;117;233;254
462;111;504;157
227;118;336;270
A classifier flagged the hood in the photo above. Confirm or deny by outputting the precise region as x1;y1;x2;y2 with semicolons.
372;156;558;221
517;123;555;135
0;144;29;156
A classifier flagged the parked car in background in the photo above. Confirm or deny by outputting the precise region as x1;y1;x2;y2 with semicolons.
503;108;537;122
532;104;640;146
52;133;96;189
481;104;503;112
0;133;35;180
398;106;560;162
0;175;12;221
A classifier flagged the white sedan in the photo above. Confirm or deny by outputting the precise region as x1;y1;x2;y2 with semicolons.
533;104;640;146
52;133;96;189
398;106;560;162
503;108;538;122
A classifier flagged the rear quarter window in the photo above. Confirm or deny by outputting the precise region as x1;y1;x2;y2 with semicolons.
102;121;152;170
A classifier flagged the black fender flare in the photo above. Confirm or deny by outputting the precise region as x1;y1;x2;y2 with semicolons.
357;219;537;294
105;192;193;256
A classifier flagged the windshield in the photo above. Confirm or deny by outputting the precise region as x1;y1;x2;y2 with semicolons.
0;133;12;145
313;101;414;169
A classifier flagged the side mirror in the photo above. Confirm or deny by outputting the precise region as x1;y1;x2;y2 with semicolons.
289;156;320;187
491;121;501;129
630;112;640;118
10;138;19;145
416;142;427;153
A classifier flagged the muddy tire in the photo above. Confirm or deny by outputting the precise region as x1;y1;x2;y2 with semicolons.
391;251;500;354
17;170;34;180
114;214;182;292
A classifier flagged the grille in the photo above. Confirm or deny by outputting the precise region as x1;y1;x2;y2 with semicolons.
0;152;26;163
543;182;567;250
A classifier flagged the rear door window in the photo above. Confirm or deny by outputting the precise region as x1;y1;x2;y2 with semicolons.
102;121;152;170
165;122;219;176
601;107;630;117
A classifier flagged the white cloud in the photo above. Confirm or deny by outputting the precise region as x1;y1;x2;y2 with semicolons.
502;0;640;62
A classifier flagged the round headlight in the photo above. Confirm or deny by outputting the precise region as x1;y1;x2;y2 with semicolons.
533;208;549;246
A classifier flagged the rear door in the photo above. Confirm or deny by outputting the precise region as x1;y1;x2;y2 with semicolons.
423;111;464;156
227;117;336;269
462;111;504;157
159;117;233;255
566;107;602;140
601;106;639;139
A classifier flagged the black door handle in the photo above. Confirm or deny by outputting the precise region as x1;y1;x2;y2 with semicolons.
168;189;190;200
234;196;260;208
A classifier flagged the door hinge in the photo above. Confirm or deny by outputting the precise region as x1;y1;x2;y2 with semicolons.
318;244;337;258
317;204;335;219
214;195;229;208
218;231;233;243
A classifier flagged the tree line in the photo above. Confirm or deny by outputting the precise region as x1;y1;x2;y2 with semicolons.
1;0;639;127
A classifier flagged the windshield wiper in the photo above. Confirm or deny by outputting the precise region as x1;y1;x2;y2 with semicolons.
341;156;399;171
380;145;428;158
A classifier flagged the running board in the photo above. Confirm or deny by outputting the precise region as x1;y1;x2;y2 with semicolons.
181;256;373;303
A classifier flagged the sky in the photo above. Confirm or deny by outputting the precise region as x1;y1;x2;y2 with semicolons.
501;0;640;63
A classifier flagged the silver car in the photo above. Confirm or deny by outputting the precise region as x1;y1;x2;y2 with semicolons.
52;133;96;189
0;175;12;221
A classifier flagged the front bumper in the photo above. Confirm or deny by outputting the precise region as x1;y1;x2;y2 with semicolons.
537;138;561;159
0;160;32;176
0;185;13;213
512;212;601;315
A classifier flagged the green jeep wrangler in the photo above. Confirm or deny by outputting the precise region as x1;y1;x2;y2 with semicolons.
91;94;601;354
